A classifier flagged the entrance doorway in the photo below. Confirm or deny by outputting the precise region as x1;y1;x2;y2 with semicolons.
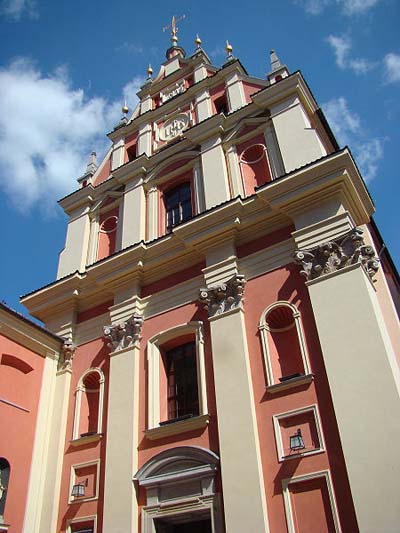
155;518;212;533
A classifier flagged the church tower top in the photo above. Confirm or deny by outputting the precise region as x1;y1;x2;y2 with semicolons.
163;15;187;60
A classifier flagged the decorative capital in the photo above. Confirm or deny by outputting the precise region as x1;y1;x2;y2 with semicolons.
294;227;379;281
103;314;144;352
60;340;77;370
199;274;246;317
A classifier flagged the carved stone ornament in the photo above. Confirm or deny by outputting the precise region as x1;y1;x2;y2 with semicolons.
159;113;190;142
294;227;380;281
60;340;77;370
199;275;246;317
160;80;186;103
103;314;144;352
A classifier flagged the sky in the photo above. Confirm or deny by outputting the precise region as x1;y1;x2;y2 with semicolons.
0;0;399;317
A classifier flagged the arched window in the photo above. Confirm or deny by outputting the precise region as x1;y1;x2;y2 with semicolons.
239;143;272;194
134;447;222;532
72;368;105;441
97;215;118;260
259;302;311;389
0;458;10;523
164;182;192;231
147;322;208;438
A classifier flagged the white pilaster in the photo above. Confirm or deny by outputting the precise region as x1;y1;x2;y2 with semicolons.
270;96;326;173
147;186;158;241
264;124;285;179
111;136;125;171
137;122;152;156
121;178;146;248
57;205;91;278
226;145;244;197
195;88;212;122
200;270;269;533
200;136;230;209
102;343;140;533
225;71;246;112
307;264;400;533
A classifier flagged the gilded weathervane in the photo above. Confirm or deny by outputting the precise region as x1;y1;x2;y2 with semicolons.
163;14;186;46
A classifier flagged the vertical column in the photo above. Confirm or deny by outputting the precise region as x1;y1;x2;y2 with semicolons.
193;159;206;214
57;205;91;279
147;186;158;241
137;122;152;156
200;136;230;209
23;343;74;532
200;272;269;533
294;227;400;533
103;314;143;533
270;96;326;173
195;88;212;122
226;145;244;197
121;177;146;248
111;136;125;171
225;72;246;112
264;124;285;179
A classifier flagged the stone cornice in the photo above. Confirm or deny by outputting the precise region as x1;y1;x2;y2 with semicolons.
0;305;62;358
256;149;374;226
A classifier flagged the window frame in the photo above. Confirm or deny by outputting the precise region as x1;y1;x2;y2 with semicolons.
146;322;208;437
134;447;223;533
164;181;193;231
273;404;326;462
72;368;105;443
282;470;341;533
259;301;312;391
68;460;100;504
66;514;97;533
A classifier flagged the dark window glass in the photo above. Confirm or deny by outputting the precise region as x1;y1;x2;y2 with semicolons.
165;342;199;420
0;458;10;520
165;183;192;230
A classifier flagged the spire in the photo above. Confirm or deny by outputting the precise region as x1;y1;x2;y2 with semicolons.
77;151;98;186
267;48;290;85
223;40;235;65
270;49;281;72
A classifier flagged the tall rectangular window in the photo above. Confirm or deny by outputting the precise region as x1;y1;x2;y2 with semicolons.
165;341;199;421
165;183;192;230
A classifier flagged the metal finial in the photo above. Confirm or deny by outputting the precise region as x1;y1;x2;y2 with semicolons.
147;64;153;78
163;14;186;46
195;34;202;49
122;101;129;115
226;40;233;59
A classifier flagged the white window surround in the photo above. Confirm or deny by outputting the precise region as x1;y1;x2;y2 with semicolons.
259;301;311;389
147;321;208;431
72;368;105;442
273;404;325;462
66;514;97;533
134;446;223;533
68;459;100;504
282;470;341;533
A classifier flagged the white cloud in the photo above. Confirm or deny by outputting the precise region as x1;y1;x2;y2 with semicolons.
0;58;142;212
1;0;37;20
323;97;384;181
327;35;375;74
296;0;381;15
383;53;400;83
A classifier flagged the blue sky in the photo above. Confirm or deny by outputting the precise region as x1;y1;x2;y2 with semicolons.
0;0;399;316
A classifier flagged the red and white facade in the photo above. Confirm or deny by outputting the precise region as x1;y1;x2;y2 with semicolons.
1;37;400;533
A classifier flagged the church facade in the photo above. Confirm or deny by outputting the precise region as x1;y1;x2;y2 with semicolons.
1;30;400;533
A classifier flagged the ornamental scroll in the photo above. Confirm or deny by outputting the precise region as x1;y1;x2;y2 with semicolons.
199;274;246;317
293;227;379;282
103;314;144;352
